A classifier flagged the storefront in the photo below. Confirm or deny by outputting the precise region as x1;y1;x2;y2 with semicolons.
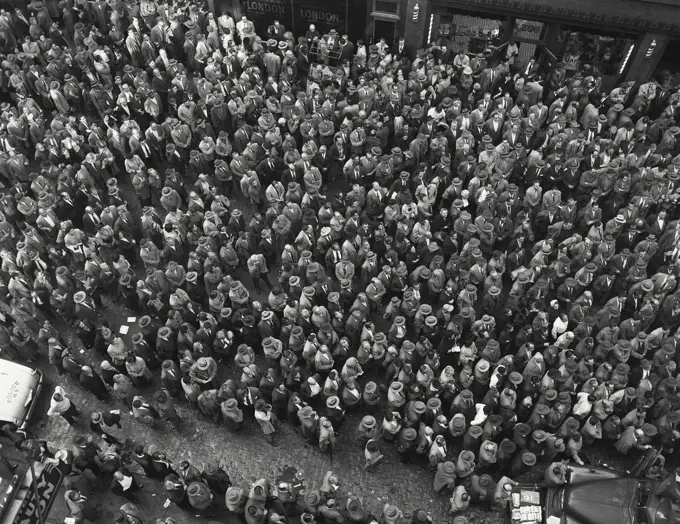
433;9;505;55
407;0;680;86
554;25;637;86
369;0;402;45
216;0;368;42
431;10;551;66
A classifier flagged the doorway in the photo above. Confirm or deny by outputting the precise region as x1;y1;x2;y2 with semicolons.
373;18;396;44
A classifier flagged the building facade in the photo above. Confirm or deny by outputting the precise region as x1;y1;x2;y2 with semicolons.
213;0;680;85
404;0;680;86
215;0;370;43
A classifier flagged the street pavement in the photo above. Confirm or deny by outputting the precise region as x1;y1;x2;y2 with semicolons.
35;299;468;524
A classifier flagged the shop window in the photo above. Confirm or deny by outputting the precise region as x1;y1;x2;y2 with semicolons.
556;29;635;77
435;12;503;55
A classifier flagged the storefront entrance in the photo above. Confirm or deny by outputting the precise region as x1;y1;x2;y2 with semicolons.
431;10;549;70
374;19;396;44
653;38;680;86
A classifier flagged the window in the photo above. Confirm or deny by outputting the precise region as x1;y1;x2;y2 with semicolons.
373;0;399;15
435;12;503;54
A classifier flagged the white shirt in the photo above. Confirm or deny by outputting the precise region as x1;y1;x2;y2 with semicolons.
573;392;592;417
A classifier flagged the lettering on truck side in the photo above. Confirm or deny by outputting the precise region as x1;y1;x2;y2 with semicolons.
6;381;20;403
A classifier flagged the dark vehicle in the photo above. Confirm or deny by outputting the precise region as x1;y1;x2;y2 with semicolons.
510;460;680;524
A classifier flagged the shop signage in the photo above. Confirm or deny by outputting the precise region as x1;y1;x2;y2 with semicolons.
514;18;544;40
246;0;288;19
562;53;581;70
437;0;680;36
243;0;293;33
295;1;347;33
298;7;341;24
242;0;364;39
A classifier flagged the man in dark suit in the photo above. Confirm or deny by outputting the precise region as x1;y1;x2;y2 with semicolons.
645;209;669;237
312;275;334;307
581;148;602;171
223;51;242;78
470;120;486;144
296;45;310;81
267;20;286;41
281;162;301;186
480;66;500;96
649;83;672;120
519;127;537;149
258;228;277;267
391;37;408;60
55;192;78;223
82;206;102;235
659;294;680;332
483;113;504;145
295;154;313;180
313;145;334;185
233;124;252;153
525;159;546;186
338;36;355;63
257;310;280;339
256;150;284;188
627;357;651;390
616;225;644;252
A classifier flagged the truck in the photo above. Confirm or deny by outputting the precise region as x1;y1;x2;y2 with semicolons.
508;452;679;524
0;358;66;524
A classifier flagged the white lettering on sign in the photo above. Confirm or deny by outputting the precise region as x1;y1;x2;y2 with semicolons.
14;464;64;524
247;0;286;16
299;9;340;23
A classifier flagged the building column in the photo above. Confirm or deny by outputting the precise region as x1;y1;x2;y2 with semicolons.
404;0;429;53
543;23;561;57
624;33;669;83
500;17;514;45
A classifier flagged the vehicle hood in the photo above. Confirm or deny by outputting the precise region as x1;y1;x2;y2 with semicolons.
563;478;638;524
0;359;40;426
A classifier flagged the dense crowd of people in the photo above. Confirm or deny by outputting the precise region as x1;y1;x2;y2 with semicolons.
1;0;680;522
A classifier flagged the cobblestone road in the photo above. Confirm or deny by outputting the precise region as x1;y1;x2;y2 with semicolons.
35;297;484;524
